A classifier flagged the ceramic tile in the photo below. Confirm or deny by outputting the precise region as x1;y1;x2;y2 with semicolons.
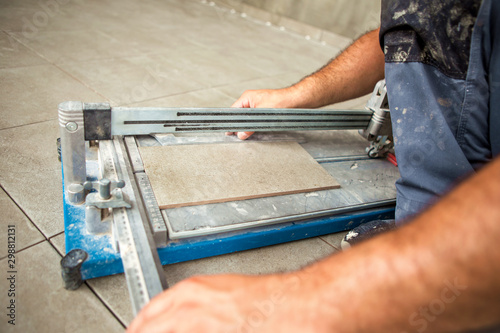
320;30;352;49
50;232;337;326
211;0;245;13
0;32;47;68
0;0;93;32
0;241;124;332
0;188;44;258
50;233;135;325
125;88;235;108
94;25;202;57
320;230;349;250
278;16;323;41
0;0;206;34
87;274;134;326
12;29;144;64
164;237;337;285
0;120;64;238
0;64;105;130
217;72;308;100
59;56;206;106
132;49;267;90
48;231;64;255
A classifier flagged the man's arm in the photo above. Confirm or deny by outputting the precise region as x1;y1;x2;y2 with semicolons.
229;28;385;139
128;158;500;332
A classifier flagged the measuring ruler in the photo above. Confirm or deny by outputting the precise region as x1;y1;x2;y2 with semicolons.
100;138;167;315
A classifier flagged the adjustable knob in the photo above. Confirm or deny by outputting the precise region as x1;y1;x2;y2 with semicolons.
84;178;125;200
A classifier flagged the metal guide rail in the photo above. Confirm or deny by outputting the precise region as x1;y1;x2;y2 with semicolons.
58;80;394;315
81;105;374;140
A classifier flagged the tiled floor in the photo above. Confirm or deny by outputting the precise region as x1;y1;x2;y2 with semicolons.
0;0;363;331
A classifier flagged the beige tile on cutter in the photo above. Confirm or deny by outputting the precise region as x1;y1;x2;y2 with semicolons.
139;141;340;209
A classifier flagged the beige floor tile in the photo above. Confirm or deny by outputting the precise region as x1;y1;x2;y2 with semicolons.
51;232;338;326
125;88;235;107
94;25;202;57
88;274;134;326
0;0;90;32
321;30;352;49
0;188;44;258
0;241;124;332
320;230;349;250
0;32;47;68
128;49;267;89
217;72;307;100
50;233;135;325
12;29;144;64
59;56;206;106
48;231;64;255
278;15;323;41
164;237;337;285
0;120;64;238
0;64;105;130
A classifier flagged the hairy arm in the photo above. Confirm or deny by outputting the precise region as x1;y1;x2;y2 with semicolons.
229;28;384;139
301;156;500;332
128;157;500;332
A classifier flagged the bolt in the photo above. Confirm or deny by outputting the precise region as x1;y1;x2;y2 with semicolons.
99;178;111;200
65;122;78;132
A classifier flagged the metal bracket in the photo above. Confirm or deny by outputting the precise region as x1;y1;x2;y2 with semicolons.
359;80;393;157
83;178;130;209
85;189;131;209
83;103;112;140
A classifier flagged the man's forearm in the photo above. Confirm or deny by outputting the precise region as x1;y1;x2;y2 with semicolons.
300;157;500;332
288;28;385;108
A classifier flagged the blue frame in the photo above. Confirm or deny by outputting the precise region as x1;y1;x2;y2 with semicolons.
63;189;394;280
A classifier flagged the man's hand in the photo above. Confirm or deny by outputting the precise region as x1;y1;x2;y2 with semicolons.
227;88;299;140
126;272;329;333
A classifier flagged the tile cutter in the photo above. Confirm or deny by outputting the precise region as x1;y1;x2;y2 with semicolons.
58;80;395;315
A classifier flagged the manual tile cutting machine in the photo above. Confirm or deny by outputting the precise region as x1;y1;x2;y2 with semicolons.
58;80;396;314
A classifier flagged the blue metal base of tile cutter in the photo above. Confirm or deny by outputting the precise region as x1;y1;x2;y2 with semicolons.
62;185;394;281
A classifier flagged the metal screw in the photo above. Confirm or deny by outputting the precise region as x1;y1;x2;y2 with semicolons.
65;122;78;132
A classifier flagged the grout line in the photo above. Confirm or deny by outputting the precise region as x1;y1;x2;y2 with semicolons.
0;117;58;132
317;236;339;250
85;281;128;329
51;62;110;101
48;231;65;256
45;239;128;329
4;31;110;101
0;239;48;261
118;71;296;107
318;235;342;251
0;183;49;240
